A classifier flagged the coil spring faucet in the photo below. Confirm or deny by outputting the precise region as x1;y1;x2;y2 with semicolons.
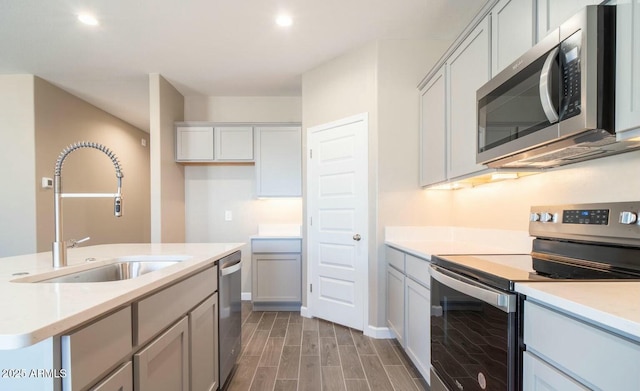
52;141;124;268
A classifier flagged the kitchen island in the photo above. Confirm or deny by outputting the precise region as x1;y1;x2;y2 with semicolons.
0;242;243;391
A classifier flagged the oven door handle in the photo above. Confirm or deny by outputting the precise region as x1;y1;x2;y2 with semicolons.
430;266;516;313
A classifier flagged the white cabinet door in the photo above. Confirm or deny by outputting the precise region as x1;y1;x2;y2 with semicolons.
492;0;535;76
189;293;218;391
404;278;431;383
419;66;447;186
176;126;214;161
134;316;189;391
537;0;601;41
255;126;302;197
386;265;405;345
616;0;640;136
91;362;133;391
523;352;589;391
214;126;254;161
447;16;491;179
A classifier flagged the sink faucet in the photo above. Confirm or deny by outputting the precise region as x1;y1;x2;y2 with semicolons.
52;141;124;268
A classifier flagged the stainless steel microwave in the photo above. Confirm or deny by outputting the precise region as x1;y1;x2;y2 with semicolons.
476;5;638;169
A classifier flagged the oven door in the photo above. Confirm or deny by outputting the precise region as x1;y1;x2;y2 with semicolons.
430;265;520;391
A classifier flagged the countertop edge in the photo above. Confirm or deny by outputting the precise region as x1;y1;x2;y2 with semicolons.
515;282;640;343
0;244;243;350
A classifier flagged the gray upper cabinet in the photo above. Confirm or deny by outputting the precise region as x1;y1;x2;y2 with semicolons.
616;0;640;137
255;126;302;197
537;0;602;41
214;126;254;161
176;126;214;161
447;15;491;179
419;66;447;186
491;0;535;76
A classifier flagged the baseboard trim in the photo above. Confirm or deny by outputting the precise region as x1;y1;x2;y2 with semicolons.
241;292;252;301
364;325;394;339
300;306;311;318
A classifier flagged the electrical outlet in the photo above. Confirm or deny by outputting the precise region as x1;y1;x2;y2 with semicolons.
224;210;233;221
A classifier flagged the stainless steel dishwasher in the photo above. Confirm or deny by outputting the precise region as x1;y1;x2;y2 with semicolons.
218;251;242;389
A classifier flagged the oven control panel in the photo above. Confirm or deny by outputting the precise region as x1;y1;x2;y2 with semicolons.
529;202;640;246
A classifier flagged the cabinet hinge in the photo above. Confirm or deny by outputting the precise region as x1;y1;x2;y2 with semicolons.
310;284;313;293
309;149;313;159
310;217;313;226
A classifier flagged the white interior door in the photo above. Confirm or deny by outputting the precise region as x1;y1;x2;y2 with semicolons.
307;113;368;331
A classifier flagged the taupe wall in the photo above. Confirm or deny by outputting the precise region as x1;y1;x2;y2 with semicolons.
149;74;185;243
0;75;37;257
34;77;151;251
183;96;303;296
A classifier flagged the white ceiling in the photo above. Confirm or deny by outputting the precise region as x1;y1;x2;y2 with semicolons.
0;0;486;131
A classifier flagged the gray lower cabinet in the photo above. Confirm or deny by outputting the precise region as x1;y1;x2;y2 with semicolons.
385;246;431;385
134;316;189;391
62;306;133;391
251;238;302;311
91;362;133;391
523;299;640;390
189;293;219;391
60;264;220;391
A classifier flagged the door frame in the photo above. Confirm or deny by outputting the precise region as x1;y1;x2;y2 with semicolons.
305;112;369;331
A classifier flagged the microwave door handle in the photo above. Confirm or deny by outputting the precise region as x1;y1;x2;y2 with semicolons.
430;266;516;313
539;47;560;124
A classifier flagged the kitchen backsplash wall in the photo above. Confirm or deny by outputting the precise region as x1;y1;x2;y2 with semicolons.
443;150;640;230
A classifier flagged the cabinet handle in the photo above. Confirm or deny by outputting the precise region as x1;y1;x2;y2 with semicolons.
353;234;361;241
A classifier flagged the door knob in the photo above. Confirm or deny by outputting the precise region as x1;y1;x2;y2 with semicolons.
353;234;361;241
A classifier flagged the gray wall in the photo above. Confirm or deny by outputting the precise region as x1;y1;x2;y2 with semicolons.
0;75;37;256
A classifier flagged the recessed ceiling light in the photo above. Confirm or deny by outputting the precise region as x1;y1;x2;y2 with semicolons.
276;14;293;27
78;13;99;26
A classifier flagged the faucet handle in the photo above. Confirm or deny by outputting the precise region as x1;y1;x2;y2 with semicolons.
67;236;91;248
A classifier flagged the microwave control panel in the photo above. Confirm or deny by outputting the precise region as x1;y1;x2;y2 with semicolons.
560;30;582;120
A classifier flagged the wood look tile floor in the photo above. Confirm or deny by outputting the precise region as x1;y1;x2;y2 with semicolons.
227;302;429;391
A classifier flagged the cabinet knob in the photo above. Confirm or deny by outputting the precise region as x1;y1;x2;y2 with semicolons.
353;234;361;241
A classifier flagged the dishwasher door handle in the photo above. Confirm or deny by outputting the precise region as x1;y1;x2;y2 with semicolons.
220;260;241;276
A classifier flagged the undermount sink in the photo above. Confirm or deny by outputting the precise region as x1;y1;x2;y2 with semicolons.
37;260;181;283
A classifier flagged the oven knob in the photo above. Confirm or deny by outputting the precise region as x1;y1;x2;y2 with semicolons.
529;213;540;222
619;211;638;225
540;212;554;223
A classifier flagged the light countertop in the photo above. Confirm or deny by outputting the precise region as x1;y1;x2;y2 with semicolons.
384;226;640;342
384;226;533;260
516;281;640;342
0;243;243;350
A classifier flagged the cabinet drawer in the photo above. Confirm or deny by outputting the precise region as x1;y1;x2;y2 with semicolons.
136;266;217;346
386;246;405;272
405;254;430;287
524;300;640;390
523;351;588;391
91;361;133;391
62;306;132;391
252;239;301;253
